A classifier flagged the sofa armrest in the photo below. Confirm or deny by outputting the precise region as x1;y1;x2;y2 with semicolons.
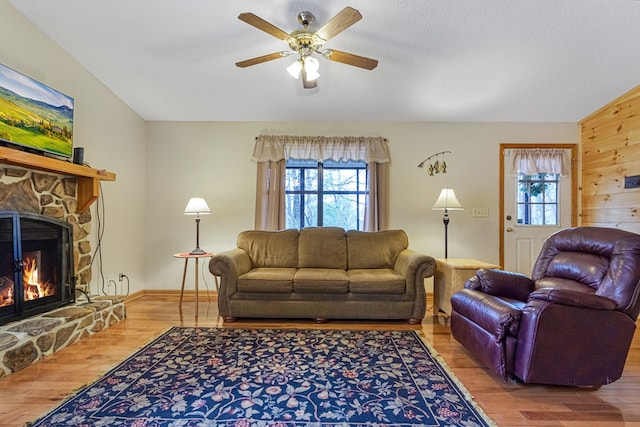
528;288;617;310
394;249;436;282
394;249;436;320
209;248;251;296
468;268;534;302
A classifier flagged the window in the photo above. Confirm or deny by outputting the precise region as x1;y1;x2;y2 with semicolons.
517;172;559;225
285;159;367;230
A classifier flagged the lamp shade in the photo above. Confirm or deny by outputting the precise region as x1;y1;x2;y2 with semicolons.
432;188;464;210
287;60;303;79
184;197;211;215
303;56;320;81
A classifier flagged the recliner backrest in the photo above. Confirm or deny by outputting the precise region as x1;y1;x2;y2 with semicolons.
531;227;640;318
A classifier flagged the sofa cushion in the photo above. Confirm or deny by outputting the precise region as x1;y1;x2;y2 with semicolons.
298;227;347;269
237;229;298;268
347;230;408;269
348;269;406;293
294;268;349;293
237;268;296;293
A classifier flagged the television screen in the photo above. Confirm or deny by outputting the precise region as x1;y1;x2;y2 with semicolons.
0;63;74;159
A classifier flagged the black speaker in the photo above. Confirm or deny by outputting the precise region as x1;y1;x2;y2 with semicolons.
73;147;84;165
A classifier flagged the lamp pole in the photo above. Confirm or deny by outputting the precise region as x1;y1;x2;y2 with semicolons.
443;208;450;259
190;214;205;255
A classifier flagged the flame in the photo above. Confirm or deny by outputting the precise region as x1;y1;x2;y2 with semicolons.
23;257;56;301
0;286;12;307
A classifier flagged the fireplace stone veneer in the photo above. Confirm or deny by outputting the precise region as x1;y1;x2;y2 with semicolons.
0;156;123;377
0;166;93;288
0;295;125;377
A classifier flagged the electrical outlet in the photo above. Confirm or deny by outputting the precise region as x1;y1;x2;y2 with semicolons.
471;208;489;218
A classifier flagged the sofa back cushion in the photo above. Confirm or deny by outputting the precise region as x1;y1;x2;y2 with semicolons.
237;229;299;268
347;230;408;269
298;227;347;269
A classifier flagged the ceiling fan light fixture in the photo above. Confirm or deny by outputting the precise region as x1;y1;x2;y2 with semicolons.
287;59;303;79
303;56;320;81
236;7;378;87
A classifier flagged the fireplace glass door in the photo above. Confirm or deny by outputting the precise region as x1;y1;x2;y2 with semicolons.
0;212;74;325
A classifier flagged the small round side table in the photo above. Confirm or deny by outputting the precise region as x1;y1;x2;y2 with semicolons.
173;252;215;317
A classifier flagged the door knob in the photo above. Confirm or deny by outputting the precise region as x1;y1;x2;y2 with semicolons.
506;227;514;232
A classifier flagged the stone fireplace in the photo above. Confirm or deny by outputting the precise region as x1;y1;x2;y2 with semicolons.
0;211;74;326
0;147;119;377
0;167;92;305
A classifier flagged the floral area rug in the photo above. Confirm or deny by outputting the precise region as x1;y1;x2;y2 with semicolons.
30;327;494;426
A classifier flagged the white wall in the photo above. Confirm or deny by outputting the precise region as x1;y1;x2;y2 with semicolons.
1;1;147;296
145;121;577;290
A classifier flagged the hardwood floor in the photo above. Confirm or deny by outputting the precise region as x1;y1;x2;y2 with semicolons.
1;294;639;426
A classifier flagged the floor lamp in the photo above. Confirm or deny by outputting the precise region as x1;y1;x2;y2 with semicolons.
432;188;464;259
184;197;211;255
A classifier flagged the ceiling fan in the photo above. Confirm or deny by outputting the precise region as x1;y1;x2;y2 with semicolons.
235;7;378;89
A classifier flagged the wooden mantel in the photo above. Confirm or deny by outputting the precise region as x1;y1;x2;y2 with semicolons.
0;147;116;212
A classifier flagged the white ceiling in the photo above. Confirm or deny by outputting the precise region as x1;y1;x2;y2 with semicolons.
8;0;640;122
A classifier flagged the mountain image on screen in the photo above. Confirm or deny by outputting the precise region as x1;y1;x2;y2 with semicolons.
0;63;74;159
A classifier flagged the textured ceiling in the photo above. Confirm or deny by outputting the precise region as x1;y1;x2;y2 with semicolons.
8;0;640;122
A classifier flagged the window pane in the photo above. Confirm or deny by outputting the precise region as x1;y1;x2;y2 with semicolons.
530;204;544;225
304;168;318;191
324;168;358;191
285;159;366;230
544;204;557;225
285;169;301;191
358;169;367;192
285;194;301;229
303;194;318;227
516;173;559;226
323;193;358;230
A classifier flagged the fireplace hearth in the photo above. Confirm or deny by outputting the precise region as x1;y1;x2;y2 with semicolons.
0;211;74;326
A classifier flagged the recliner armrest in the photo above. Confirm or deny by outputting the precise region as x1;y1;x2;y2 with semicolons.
451;289;522;339
529;288;617;310
465;268;534;301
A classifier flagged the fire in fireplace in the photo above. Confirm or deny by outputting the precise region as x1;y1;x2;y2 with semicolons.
0;211;74;325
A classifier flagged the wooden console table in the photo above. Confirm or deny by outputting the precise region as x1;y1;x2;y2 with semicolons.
433;258;501;316
0;147;115;212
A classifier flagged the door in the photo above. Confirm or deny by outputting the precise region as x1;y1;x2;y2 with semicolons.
500;144;577;274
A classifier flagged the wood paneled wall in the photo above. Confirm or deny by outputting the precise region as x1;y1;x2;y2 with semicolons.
581;85;640;233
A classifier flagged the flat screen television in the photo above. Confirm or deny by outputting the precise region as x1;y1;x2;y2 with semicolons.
0;63;74;160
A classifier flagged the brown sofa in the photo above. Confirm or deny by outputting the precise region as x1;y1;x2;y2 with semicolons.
209;227;435;323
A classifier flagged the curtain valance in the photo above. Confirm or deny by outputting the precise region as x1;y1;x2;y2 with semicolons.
252;135;390;163
511;148;568;176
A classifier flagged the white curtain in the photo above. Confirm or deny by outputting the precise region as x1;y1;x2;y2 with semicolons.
253;135;390;231
511;148;568;176
252;135;390;163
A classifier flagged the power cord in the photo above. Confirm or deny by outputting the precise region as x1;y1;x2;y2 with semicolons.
88;181;107;296
119;273;130;296
200;259;213;303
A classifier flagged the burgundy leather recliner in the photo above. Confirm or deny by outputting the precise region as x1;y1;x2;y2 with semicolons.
450;226;640;387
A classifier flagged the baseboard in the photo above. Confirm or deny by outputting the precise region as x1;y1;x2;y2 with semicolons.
124;289;218;303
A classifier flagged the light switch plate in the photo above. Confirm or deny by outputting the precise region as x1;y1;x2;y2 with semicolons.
472;208;489;218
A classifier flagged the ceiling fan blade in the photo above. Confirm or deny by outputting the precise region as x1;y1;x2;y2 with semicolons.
325;49;378;70
315;7;362;41
238;12;291;40
235;52;287;68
